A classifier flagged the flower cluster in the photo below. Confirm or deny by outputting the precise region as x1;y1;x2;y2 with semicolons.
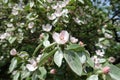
48;0;69;20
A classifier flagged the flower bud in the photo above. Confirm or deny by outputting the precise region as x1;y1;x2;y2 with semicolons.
102;66;110;74
79;41;85;47
10;48;17;56
108;57;116;63
50;69;56;74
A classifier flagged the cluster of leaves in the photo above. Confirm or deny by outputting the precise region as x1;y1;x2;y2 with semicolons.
0;0;120;80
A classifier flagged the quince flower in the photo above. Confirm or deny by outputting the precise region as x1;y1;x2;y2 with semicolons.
52;30;69;44
28;22;34;29
10;48;17;56
95;50;105;57
26;59;38;71
42;24;52;32
70;36;78;43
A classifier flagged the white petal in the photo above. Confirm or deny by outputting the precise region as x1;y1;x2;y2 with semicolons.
48;13;56;20
42;24;52;32
59;30;69;44
10;48;17;56
52;32;61;44
70;36;78;43
26;64;37;71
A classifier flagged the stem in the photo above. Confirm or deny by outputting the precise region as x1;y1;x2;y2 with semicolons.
32;43;42;56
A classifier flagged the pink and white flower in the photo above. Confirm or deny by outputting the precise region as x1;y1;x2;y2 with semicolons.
52;30;69;44
10;48;17;56
28;22;34;29
42;24;52;32
95;50;105;57
70;36;78;43
26;59;38;71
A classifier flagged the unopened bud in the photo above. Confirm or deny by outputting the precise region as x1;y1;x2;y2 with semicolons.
50;69;56;74
108;57;115;63
102;66;110;74
10;48;17;56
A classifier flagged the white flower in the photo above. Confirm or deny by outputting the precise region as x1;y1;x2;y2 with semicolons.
7;23;13;27
36;54;42;63
95;50;105;57
48;13;57;20
54;9;63;17
26;64;37;71
26;59;38;71
0;33;10;40
91;56;101;69
104;33;113;38
12;9;18;15
42;24;52;32
52;30;69;44
91;56;100;64
10;48;17;56
28;22;34;29
70;36;78;43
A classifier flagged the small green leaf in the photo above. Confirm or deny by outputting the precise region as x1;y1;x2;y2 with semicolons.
87;56;94;68
21;70;30;79
8;37;16;44
54;49;63;67
30;1;34;8
66;44;84;51
38;67;47;80
9;58;17;73
78;0;84;4
77;52;87;64
64;50;82;76
32;72;38;80
13;71;20;80
87;75;98;80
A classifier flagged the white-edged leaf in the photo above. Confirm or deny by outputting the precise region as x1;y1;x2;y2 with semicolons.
78;0;84;4
108;64;120;80
9;58;17;73
38;67;47;80
87;75;98;80
64;50;82;76
54;49;63;67
77;52;87;64
13;71;20;80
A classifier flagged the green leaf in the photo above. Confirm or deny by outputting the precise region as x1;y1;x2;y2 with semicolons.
9;58;17;73
66;44;84;51
108;64;120;80
8;37;16;44
32;72;38;80
39;48;57;66
30;1;34;8
42;42;56;52
78;0;84;4
13;71;20;80
21;70;30;79
64;50;82;76
54;49;63;67
77;52;87;64
87;75;98;80
87;56;94;68
38;67;47;80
